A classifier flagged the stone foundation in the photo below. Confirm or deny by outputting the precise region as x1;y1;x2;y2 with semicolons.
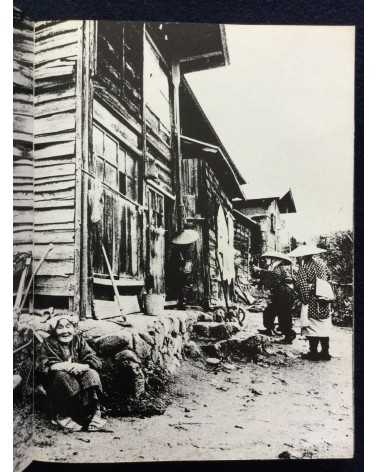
19;310;201;414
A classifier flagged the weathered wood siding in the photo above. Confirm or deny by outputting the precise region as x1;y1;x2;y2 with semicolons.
14;12;34;261
33;20;81;296
203;163;234;307
89;22;145;287
181;157;233;307
234;220;251;284
182;158;201;219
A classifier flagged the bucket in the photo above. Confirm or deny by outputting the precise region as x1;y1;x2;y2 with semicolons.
143;293;165;316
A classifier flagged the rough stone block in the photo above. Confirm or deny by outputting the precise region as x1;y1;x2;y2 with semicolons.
168;316;180;336
192;322;240;340
198;313;214;322
114;349;141;366
213;335;271;362
183;340;203;360
139;332;155;346
95;334;132;356
209;322;239;340
133;333;152;360
192;322;211;337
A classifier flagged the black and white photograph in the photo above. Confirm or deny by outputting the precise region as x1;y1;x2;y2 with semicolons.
12;4;359;470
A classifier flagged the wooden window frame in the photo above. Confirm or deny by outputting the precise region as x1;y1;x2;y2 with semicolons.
148;187;165;229
95;21;142;115
270;213;276;234
144;33;172;141
93;123;140;204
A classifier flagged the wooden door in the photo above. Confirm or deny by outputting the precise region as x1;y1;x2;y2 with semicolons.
147;188;166;294
188;220;205;305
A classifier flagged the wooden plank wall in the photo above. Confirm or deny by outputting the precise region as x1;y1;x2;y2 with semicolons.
13;11;34;261
181;158;200;219
91;23;145;284
234;220;251;285
33;20;81;296
203;162;233;307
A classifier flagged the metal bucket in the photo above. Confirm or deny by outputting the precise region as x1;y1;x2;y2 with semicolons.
143;293;165;316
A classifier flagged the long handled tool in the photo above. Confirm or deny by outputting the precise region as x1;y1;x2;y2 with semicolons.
215;252;230;314
101;243;127;322
16;244;54;318
14;256;31;314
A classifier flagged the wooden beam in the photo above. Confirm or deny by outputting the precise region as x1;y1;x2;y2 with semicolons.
86;20;97;319
170;61;184;233
141;25;148;275
73;21;84;317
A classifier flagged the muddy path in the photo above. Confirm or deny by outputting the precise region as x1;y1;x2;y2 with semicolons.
32;313;353;463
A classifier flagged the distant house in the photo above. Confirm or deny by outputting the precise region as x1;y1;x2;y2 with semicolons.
234;190;296;253
232;209;260;285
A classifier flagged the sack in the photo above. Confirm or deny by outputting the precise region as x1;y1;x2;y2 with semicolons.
300;304;309;328
315;278;335;302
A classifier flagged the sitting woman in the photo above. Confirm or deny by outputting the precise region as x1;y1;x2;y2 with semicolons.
37;314;106;431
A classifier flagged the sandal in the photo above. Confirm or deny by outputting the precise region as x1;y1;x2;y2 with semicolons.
87;413;106;432
56;416;82;432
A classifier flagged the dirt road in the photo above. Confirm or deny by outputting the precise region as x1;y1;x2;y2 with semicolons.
33;313;353;463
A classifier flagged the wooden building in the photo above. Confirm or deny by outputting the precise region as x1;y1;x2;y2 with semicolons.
232;209;261;285
234;190;296;254
13;16;240;316
14;10;34;283
178;79;247;307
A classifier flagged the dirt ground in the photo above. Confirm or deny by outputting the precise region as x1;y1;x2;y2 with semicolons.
31;312;353;463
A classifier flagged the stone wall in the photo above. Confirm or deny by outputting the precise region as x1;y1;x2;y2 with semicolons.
19;310;200;414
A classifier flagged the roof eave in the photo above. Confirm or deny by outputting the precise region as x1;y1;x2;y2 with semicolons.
181;135;245;200
279;190;297;213
233;209;259;228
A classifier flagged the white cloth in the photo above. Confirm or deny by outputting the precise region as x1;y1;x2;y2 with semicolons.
88;179;103;224
300;303;309;328
216;206;235;283
302;316;333;337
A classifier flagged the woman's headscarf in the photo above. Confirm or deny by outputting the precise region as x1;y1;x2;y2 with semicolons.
48;313;78;333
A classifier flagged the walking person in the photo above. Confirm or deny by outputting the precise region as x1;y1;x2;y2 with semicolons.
255;251;296;344
37;314;106;431
290;245;334;360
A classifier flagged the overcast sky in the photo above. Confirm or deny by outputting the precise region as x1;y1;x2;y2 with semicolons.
186;25;355;242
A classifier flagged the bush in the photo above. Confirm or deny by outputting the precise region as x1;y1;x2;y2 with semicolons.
318;231;353;327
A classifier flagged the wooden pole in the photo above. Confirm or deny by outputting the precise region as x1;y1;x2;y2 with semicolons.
14;257;31;312
79;20;92;320
141;25;148;276
171;61;184;233
18;244;54;314
73;21;84;316
101;243;126;319
215;252;230;314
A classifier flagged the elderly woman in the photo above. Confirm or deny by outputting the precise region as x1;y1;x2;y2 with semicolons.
290;245;333;361
37;314;106;431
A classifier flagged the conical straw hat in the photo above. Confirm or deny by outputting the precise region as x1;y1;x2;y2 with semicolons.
171;229;199;245
261;251;292;265
288;245;326;258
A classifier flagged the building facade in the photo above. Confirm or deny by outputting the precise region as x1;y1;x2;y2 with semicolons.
234;190;296;254
14;17;249;316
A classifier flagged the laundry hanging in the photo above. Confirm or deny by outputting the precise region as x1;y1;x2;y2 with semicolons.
88;178;104;224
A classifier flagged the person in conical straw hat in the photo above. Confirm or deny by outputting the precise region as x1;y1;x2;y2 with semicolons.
289;244;333;360
254;251;296;344
171;229;199;310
